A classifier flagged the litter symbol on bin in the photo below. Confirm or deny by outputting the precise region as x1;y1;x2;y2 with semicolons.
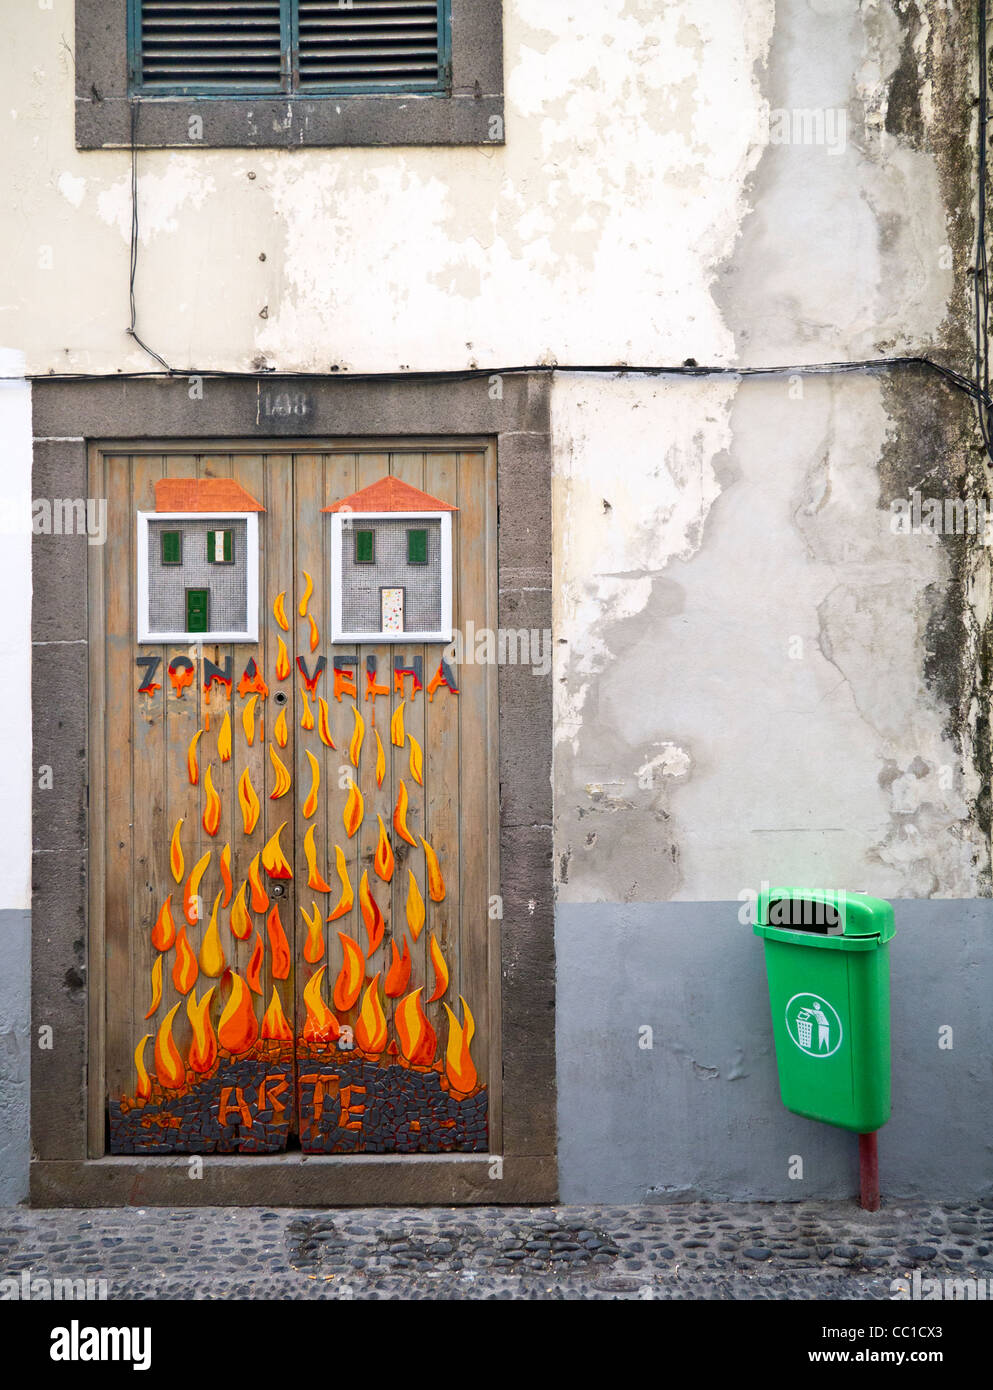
785;992;843;1059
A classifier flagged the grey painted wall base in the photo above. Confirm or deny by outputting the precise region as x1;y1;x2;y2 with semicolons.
556;901;993;1204
0;910;30;1205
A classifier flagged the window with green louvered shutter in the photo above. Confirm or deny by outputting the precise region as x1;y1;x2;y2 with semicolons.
131;0;450;96
161;530;182;565
407;528;427;563
355;530;375;564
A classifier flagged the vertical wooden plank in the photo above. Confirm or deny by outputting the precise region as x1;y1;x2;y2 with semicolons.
455;448;491;1086
227;451;267;1006
422;450;461;1058
129;453;166;1112
320;451;358;1044
291;450;326;1049
196;451;235;1027
103;455;135;1109
259;449;296;1132
388;450;428;1030
354;452;393;1025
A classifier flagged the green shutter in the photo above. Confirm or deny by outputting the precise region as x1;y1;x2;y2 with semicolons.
407;528;428;564
161;530;182;565
355;530;375;564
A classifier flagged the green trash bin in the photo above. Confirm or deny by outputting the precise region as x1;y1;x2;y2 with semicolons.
754;888;895;1133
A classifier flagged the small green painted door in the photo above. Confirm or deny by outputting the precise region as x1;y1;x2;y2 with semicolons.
185;588;208;633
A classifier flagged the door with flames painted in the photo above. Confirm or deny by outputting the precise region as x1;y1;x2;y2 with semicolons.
91;446;497;1158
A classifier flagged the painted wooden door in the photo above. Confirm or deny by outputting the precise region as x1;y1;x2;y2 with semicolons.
91;445;497;1157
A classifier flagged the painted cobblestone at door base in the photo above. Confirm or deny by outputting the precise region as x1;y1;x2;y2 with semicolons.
1;1202;991;1300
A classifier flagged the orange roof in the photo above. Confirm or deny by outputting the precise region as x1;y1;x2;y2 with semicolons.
323;476;457;514
154;478;265;513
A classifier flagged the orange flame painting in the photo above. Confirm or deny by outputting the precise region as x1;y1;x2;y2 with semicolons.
273;591;290;631
359;871;385;954
217;711;232;763
199;892;226;977
237;659;269;699
303;967;340;1042
391;699;406;747
300;692;315;731
384;934;412;998
242;693;258;747
144;954;163;1020
326;846;353;921
406;870;425;941
172;923;199;995
355;975;388;1053
408;733;423;786
275;635;290;681
154;1003;185;1089
246;930;264;994
184;850;212;925
229;880;251;941
261;821;293;879
269;743;292;799
308;612;319;651
393;781;418;846
333;932;365;1012
374;816;395;882
219;842;233;907
170;818;185;884
374;728;385;788
421;835;446;902
302;749;320;819
202;763;221;836
266;903;291;980
238;767;261;834
298;569;313;618
349;704;364;767
187;728;203;785
427;932;449;1002
217;971;259;1054
304;824;332;892
395;987;437;1066
274;706;289;747
261;985;293;1042
302;901;325;964
248;852;269;913
187;986;217;1073
317;697;336;748
443;996;478;1094
343;778;363;838
133;1034;152;1101
151;893;176;952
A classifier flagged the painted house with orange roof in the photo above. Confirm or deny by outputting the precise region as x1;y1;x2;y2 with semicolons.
139;478;265;643
324;476;457;643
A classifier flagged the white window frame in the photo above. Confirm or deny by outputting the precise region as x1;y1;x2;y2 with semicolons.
330;510;452;643
136;511;260;643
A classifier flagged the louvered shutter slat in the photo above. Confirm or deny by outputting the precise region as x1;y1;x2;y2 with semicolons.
139;0;284;89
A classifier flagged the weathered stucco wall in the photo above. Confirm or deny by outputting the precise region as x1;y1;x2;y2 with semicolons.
553;0;993;906
3;0;772;373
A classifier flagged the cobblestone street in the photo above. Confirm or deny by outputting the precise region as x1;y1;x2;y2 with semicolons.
2;1200;992;1300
